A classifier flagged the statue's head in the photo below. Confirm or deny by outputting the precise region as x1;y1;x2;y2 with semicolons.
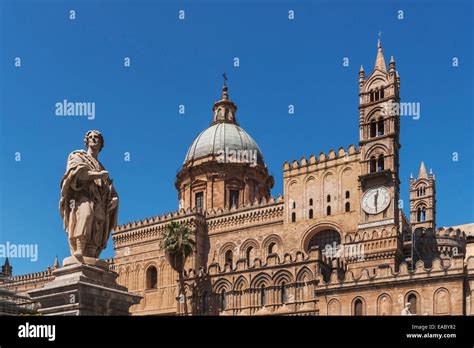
84;130;104;152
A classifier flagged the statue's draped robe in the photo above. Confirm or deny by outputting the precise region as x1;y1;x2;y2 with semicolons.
59;150;118;258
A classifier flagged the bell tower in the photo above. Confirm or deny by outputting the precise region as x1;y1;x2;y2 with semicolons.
359;39;400;180
350;38;403;271
409;162;436;230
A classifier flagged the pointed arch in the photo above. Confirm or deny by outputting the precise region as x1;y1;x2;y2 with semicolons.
250;272;272;288
364;143;389;160
240;238;260;264
233;275;249;291
327;298;341;316
405;290;421;315
433;288;450;315
262;234;283;258
352;296;366;316
296;266;313;282
213;278;233;293
377;293;392;315
273;270;294;285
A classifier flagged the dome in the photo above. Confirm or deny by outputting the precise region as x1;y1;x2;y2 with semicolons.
184;122;265;165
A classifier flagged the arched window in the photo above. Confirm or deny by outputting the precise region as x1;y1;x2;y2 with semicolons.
225;249;233;266
345;191;350;199
309;209;313;219
377;155;384;172
370;120;377;138
308;230;341;252
370;156;376;173
260;285;266;307
146;266;158;289
309;198;313;206
202;291;208;313
326;206;331;216
417;188;420;197
380;88;384;99
407;293;418;314
219;289;226;311
246;247;254;266
354;299;363;316
292;201;296;209
417;207;422;222
377;119;384;136
345;202;350;212
281;282;287;304
370;91;374;102
421;207;426;222
291;212;296;223
327;195;331;203
268;242;276;255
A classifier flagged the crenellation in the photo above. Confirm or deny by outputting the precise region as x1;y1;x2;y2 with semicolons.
284;145;360;175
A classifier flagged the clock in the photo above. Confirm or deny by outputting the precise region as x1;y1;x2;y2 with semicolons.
361;186;391;214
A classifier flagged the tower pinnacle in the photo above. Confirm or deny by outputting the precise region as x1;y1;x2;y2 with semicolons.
418;161;428;179
374;36;387;72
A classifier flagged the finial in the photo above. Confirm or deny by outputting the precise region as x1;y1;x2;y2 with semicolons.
359;65;364;72
222;72;228;87
378;31;382;48
221;73;228;100
410;173;413;179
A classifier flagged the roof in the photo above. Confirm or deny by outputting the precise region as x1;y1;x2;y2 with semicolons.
184;122;265;165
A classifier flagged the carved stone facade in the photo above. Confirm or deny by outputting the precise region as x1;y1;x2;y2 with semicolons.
3;40;474;316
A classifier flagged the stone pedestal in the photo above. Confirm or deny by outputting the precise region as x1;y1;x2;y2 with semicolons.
28;259;141;316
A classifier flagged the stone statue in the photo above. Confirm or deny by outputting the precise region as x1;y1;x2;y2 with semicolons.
401;302;413;315
59;130;119;263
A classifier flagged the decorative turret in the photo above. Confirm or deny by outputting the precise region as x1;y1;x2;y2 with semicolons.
389;55;396;76
359;65;365;90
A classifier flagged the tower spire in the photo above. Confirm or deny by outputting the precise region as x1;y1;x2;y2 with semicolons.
374;33;387;72
418;161;428;179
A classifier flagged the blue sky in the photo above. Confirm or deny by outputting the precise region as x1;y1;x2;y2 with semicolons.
1;0;472;275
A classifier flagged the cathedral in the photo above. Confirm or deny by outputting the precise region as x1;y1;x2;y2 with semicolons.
3;40;474;316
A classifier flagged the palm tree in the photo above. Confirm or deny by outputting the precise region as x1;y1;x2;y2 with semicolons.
159;221;196;315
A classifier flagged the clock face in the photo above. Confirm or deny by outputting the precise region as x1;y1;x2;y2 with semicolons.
361;186;391;215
